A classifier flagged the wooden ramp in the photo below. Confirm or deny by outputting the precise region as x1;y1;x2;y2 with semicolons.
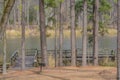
12;56;35;69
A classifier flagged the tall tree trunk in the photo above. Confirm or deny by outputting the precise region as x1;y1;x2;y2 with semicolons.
13;2;16;27
0;0;15;38
78;12;83;28
66;0;70;27
2;0;7;74
39;0;48;66
54;7;58;67
21;0;26;70
3;30;7;74
117;0;120;79
27;0;29;28
65;0;68;26
18;0;21;28
37;3;40;26
59;2;63;66
93;0;99;66
82;0;87;66
70;0;76;66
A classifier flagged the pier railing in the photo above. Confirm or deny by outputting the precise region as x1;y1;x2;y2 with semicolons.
10;48;116;66
10;50;19;66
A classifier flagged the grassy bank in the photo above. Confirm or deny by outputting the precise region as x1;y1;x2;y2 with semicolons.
6;28;117;38
107;28;117;36
6;28;82;38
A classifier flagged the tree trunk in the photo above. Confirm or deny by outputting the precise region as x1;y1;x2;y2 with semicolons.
0;0;15;38
117;0;120;79
3;30;7;74
59;2;63;66
70;0;76;66
39;0;48;66
0;0;15;74
37;3;40;26
82;0;87;66
13;2;16;27
18;0;21;28
27;0;29;28
54;7;58;67
21;0;26;70
93;0;99;66
66;0;70;28
78;12;83;28
2;0;7;74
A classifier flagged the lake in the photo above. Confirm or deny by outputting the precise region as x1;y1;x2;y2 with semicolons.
0;35;117;61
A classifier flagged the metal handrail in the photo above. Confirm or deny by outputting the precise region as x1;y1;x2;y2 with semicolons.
10;50;19;66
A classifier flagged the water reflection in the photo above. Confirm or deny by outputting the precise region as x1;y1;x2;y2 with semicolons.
0;35;117;61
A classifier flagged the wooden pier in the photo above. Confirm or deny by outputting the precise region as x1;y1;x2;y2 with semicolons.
10;48;116;68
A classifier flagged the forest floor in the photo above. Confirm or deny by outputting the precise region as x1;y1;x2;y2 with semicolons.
0;66;116;80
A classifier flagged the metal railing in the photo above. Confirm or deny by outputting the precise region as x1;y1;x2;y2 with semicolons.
10;48;116;66
10;50;19;66
35;49;116;63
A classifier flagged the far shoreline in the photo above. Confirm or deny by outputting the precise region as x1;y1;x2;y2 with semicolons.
6;28;117;38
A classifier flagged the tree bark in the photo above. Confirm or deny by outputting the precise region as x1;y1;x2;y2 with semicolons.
54;7;58;67
78;12;83;28
82;0;87;66
39;0;48;66
18;0;21;27
21;0;26;70
0;0;15;39
93;0;99;66
3;30;7;74
13;2;16;27
27;0;29;28
117;0;120;79
37;3;40;26
59;2;63;66
2;0;7;74
70;0;76;66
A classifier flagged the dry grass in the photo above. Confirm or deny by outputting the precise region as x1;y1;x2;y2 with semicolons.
6;28;117;38
48;54;55;67
46;29;82;38
6;29;82;38
6;30;21;38
107;29;117;36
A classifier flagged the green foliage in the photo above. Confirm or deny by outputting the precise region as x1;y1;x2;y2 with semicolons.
29;7;36;24
75;0;94;24
99;22;108;36
48;17;56;24
87;25;93;32
99;58;116;67
75;0;93;13
99;0;111;31
45;0;64;8
99;0;111;13
34;5;39;10
75;0;83;13
87;25;93;47
75;0;111;24
99;0;111;36
88;34;93;47
113;0;117;4
45;0;56;8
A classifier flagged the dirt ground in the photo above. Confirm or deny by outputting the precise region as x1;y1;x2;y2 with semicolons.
0;66;117;80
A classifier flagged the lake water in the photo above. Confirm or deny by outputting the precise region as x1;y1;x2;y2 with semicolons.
0;35;117;60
